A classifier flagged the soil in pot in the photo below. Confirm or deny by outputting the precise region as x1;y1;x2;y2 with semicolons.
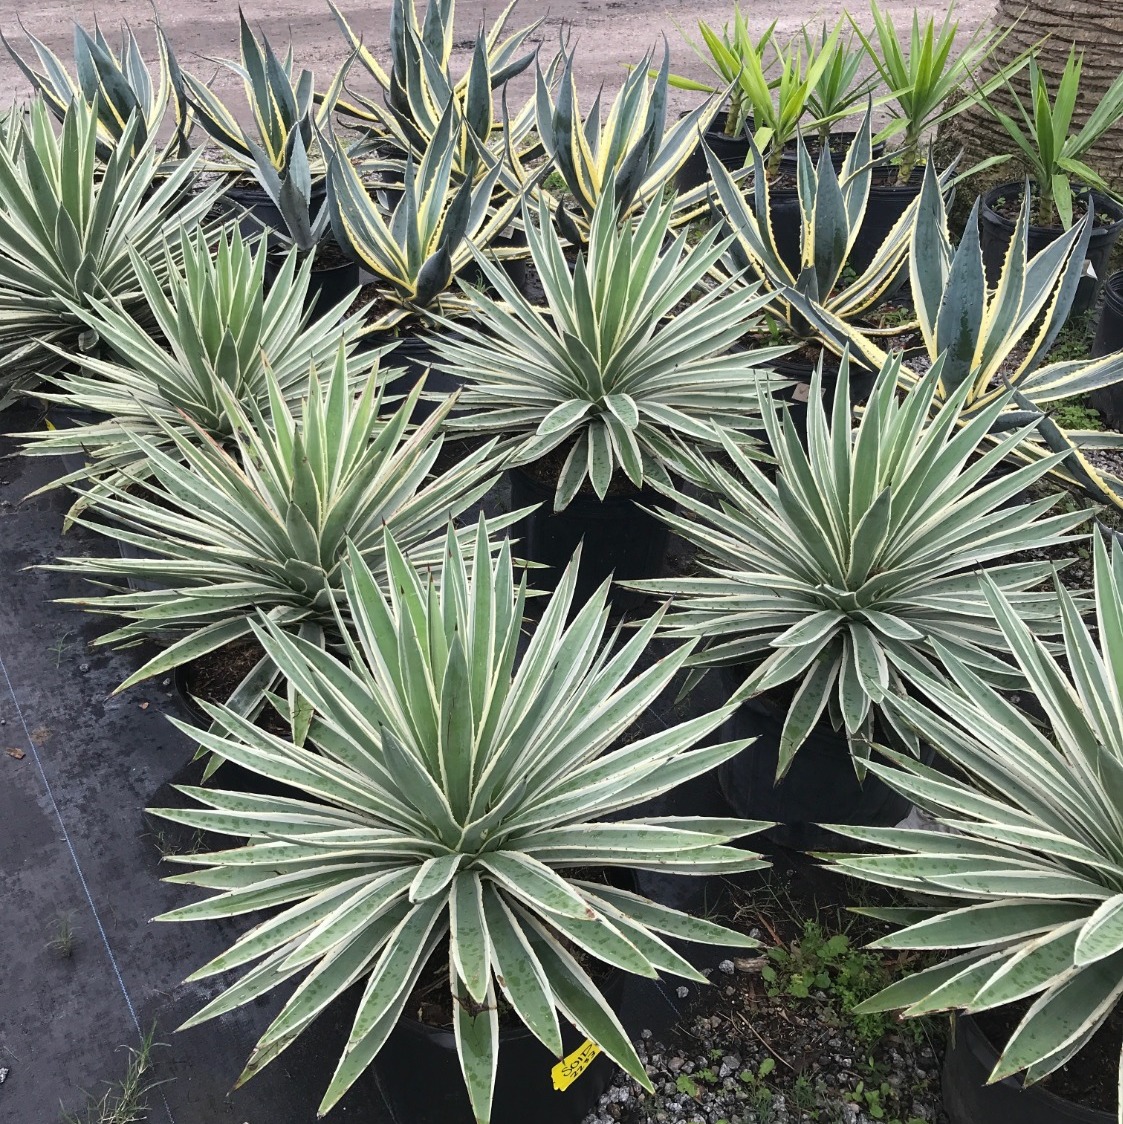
980;182;1123;318
177;639;290;738
1089;271;1123;427
587;882;948;1124
509;446;672;613
777;130;887;174
943;1005;1119;1123
718;684;912;851
378;942;623;1123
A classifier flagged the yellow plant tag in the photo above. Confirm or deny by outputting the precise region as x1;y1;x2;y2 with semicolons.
551;1039;601;1091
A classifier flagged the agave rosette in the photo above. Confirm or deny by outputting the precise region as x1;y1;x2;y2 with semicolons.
434;187;790;510
326;102;532;328
788;160;1123;506
534;43;719;241
50;349;508;727
0;17;191;159
0;97;223;408
822;535;1123;1120
332;0;542;180
627;354;1088;771
181;10;338;177
153;520;769;1120
707;106;926;340
19;226;370;519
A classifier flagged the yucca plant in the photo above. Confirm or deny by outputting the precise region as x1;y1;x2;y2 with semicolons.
665;8;776;139
850;1;1022;183
534;44;718;241
332;0;541;178
180;10;335;176
979;47;1123;229
0;18;191;160
433;186;790;511
19;226;370;517
789;159;1123;505
707;107;923;343
325;102;529;329
802;21;884;153
626;355;1087;771
152;519;769;1121
0;97;223;410
728;26;844;179
51;349;508;728
822;535;1123;1120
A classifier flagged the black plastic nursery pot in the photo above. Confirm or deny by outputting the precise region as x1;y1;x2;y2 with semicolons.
942;1013;1113;1124
766;185;804;277
225;178;328;242
846;165;924;281
675;120;752;194
979;182;1123;317
375;977;623;1124
382;334;463;425
1093;271;1123;358
509;465;672;611
1089;272;1123;427
454;231;530;295
306;255;362;320
263;242;362;320
718;694;911;851
768;352;880;446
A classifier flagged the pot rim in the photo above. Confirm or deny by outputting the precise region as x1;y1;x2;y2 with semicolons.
950;1011;1115;1122
980;180;1123;236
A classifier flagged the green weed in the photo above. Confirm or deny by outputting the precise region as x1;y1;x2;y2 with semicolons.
59;1028;162;1124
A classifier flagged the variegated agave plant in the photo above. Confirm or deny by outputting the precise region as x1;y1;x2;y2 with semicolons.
0;17;191;160
0;97;223;409
788;159;1123;506
19;226;369;520
153;520;768;1121
332;0;542;179
51;350;508;729
434;186;789;510
180;10;336;177
823;535;1123;1120
325;102;531;329
534;43;719;241
707;106;927;342
627;354;1088;771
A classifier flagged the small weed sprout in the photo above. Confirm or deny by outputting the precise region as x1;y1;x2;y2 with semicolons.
45;913;75;959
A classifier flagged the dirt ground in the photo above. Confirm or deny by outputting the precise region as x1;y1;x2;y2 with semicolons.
0;1;993;116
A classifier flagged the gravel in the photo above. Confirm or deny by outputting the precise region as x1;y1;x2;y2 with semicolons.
581;976;948;1124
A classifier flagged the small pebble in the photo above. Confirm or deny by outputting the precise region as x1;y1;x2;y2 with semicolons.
717;959;734;975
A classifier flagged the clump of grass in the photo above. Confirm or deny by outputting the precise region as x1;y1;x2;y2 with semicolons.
45;913;76;959
60;1028;162;1124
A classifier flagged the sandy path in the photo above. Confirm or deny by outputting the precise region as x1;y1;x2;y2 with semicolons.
0;1;992;116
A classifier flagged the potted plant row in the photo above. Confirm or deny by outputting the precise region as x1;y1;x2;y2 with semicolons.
4;4;1123;1122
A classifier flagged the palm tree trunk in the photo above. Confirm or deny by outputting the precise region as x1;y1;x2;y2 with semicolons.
949;0;1123;189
